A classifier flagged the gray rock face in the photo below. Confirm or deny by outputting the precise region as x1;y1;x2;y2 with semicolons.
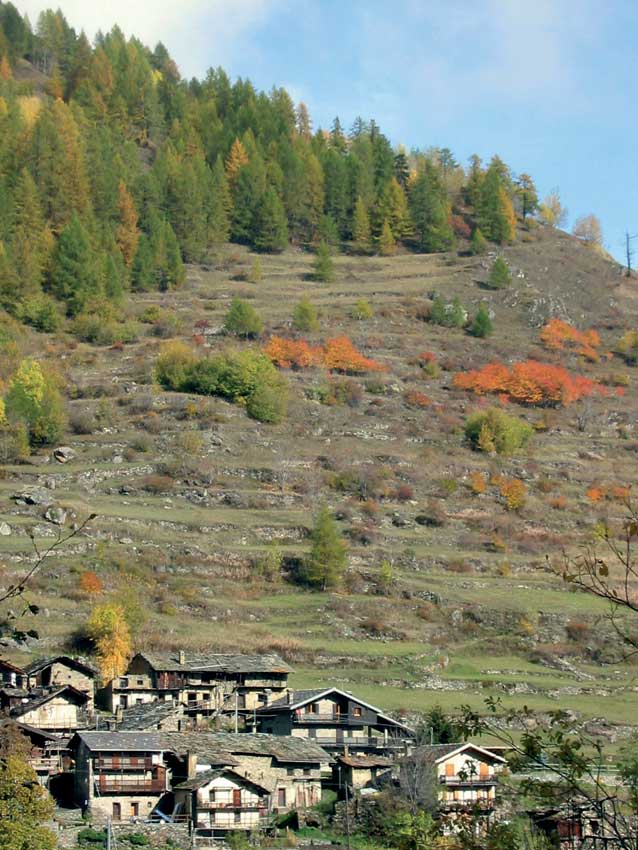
0;522;10;536
53;446;76;463
13;488;53;506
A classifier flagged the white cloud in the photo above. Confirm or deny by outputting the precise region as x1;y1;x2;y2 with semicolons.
16;0;281;77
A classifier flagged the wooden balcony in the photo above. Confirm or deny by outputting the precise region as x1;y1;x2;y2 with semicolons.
96;757;154;770
95;776;165;794
293;713;364;726
439;776;497;787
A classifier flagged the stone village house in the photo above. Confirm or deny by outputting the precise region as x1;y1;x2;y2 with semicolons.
70;730;330;825
99;651;291;722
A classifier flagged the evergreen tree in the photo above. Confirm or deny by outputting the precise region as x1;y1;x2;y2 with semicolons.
487;256;511;289
351;196;371;254
313;240;334;282
0;240;18;311
103;248;127;303
50;213;98;315
469;304;493;338
231;154;267;244
408;162;454;252
10;168;45;304
317;214;339;248
515;173;539;220
394;149;410;188
151;219;185;290
429;294;447;325
253;188;288;253
249;256;262;284
378;218;396;256
292;297;319;332
478;165;516;244
131;233;154;291
208;155;231;243
470;227;488;255
387;176;412;241
300;505;348;590
465;154;484;209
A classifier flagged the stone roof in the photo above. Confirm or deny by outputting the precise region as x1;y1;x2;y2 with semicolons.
10;685;89;717
118;700;184;731
174;767;270;794
72;731;166;752
24;656;98;677
71;729;331;764
134;651;292;675
161;731;331;764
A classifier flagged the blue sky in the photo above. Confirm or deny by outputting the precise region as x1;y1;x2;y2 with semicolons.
18;0;638;262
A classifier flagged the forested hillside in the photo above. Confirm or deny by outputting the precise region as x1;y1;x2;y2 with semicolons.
0;2;545;328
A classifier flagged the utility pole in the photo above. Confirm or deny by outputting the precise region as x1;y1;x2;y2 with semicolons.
106;816;111;850
626;232;637;277
234;690;238;734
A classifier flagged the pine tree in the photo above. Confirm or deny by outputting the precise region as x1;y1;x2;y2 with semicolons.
300;505;348;590
469;304;493;338
50;213;98;315
225;137;249;185
115;180;139;266
152;219;185;291
387;176;412;241
478;165;516;244
224;296;263;338
352;196;371;254
313;240;334;282
253;188;288;253
231;154;267;244
394;149;410;188
378;218;396;256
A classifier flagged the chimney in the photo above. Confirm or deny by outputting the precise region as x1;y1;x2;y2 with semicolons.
287;690;293;704
187;751;197;779
178;650;186;666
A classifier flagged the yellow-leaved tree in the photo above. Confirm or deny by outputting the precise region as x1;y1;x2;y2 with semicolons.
87;602;132;681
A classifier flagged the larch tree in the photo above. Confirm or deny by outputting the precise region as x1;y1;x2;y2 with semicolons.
573;214;603;246
115;180;139;266
86;602;132;681
351;196;371;254
378;218;396;256
10;168;46;305
253;187;288;253
225;136;249;186
408;161;454;252
50;212;98;315
312;240;335;282
300;505;348;590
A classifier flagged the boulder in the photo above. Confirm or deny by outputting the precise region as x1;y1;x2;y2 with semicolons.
0;522;10;536
53;446;76;463
13;488;52;506
44;506;67;525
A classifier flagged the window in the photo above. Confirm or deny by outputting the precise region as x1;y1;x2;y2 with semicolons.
136;679;144;686
306;704;317;714
112;803;121;821
257;693;267;705
308;728;316;738
120;678;129;687
209;790;216;802
278;788;286;808
234;811;241;823
131;802;139;817
287;768;295;776
188;692;197;703
303;768;310;776
136;699;143;705
352;707;362;717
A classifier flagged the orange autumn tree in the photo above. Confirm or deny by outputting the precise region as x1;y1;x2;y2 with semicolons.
86;602;132;681
264;335;386;374
454;360;599;407
115;181;140;266
263;337;323;368
540;318;601;362
79;571;103;596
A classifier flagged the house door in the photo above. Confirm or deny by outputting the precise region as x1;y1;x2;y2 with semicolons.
336;728;344;744
131;802;139;818
119;695;128;709
112;802;121;821
233;789;242;807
